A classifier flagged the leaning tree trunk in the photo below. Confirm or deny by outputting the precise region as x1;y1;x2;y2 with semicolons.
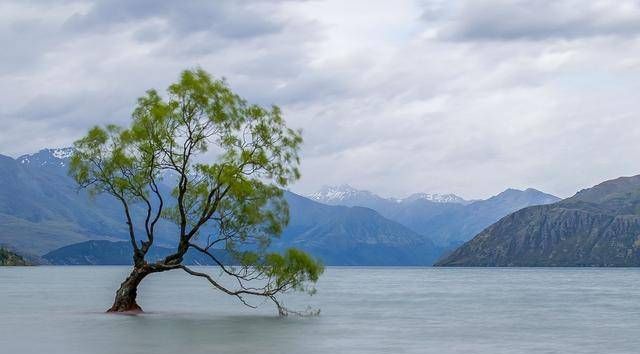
107;266;150;313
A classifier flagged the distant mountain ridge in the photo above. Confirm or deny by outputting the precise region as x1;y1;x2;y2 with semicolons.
0;148;441;266
308;185;560;247
276;192;442;265
18;147;75;166
436;175;640;267
309;184;470;206
0;148;179;255
402;192;470;204
1;147;561;266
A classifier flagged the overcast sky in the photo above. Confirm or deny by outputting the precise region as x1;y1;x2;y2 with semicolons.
2;0;640;199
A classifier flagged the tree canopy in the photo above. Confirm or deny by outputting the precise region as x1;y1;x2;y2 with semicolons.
70;68;323;314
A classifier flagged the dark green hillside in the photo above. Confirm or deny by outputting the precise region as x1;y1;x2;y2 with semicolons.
436;175;640;267
0;248;28;266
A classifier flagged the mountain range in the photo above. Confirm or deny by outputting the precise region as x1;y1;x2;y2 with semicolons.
0;148;179;256
308;184;560;247
0;148;560;266
274;192;442;265
310;184;471;206
0;148;444;265
436;175;640;267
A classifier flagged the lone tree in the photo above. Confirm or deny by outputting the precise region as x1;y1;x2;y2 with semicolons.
70;68;323;314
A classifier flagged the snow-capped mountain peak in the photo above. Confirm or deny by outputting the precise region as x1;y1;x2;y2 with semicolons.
308;184;369;203
309;185;469;206
18;147;75;167
51;147;74;159
402;193;468;204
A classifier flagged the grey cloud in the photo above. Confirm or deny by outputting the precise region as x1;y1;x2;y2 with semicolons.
0;0;291;75
10;91;131;127
4;0;640;200
0;17;65;74
64;0;283;40
0;0;332;157
430;0;640;41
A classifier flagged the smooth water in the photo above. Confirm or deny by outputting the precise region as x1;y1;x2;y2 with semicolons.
2;267;640;354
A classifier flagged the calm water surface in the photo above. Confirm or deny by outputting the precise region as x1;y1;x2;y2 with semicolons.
1;267;640;354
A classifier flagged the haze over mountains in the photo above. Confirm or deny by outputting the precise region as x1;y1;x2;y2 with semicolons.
0;148;179;256
309;184;560;247
1;147;561;266
437;175;640;267
0;148;443;265
310;184;471;206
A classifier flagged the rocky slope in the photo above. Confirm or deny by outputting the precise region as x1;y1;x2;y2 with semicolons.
436;175;640;267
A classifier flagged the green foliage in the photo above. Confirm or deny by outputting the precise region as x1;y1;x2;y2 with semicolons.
264;248;324;294
0;248;28;266
238;248;324;294
69;68;321;301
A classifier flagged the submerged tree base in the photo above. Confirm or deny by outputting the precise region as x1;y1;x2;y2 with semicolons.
106;307;144;315
106;266;150;313
107;300;145;314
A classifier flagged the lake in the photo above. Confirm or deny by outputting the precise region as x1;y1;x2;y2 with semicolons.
1;267;640;354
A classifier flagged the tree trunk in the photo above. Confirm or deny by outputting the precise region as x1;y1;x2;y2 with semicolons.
107;266;150;313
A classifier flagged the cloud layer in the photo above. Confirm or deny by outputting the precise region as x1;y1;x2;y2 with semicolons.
2;0;640;199
434;0;640;40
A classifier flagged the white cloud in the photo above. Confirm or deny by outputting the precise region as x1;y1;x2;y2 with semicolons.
1;0;640;200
